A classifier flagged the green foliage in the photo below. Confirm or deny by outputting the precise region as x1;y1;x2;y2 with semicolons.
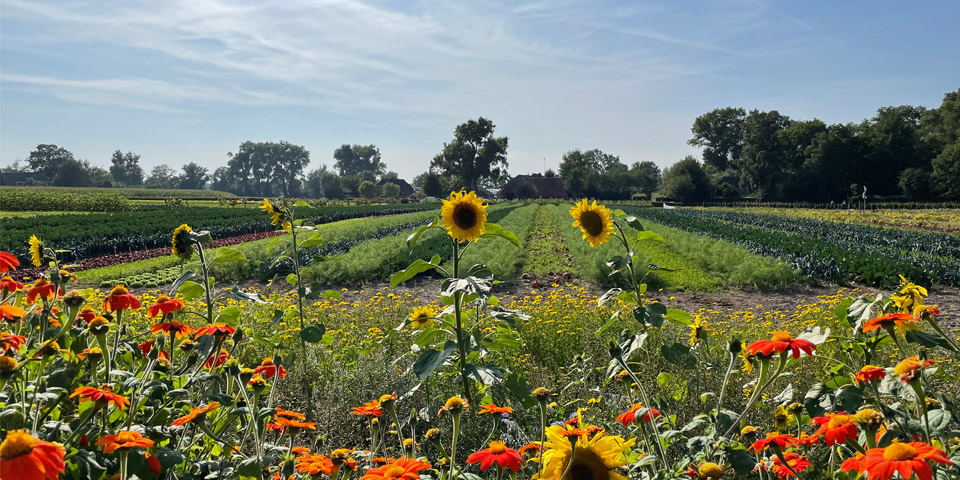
660;155;710;203
358;180;378;199
430;117;509;190
446;203;538;279
0;188;131;212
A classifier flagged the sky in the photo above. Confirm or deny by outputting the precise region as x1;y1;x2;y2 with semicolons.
1;0;958;181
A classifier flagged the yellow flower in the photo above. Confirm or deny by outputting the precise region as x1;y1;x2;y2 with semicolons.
698;462;724;479
440;190;487;242
535;421;635;480
29;235;44;267
569;199;614;247
688;318;709;346
408;306;437;330
171;224;194;260
260;198;291;231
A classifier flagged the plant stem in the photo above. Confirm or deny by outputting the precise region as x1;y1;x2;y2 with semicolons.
449;412;461;480
715;351;737;414
452;240;472;405
196;244;215;323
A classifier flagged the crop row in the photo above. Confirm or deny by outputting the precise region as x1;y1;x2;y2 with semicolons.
0;203;436;264
0;188;132;212
0;185;237;199
627;208;960;287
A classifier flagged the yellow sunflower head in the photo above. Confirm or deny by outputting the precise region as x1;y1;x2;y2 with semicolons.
535;423;635;480
260;198;291;231
408;305;438;330
441;190;487;242
569;200;614;248
171;224;194;260
29;235;44;267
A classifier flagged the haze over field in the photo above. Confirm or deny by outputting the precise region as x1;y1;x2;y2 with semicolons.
2;0;958;178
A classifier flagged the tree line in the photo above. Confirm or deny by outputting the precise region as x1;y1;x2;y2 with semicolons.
663;88;960;202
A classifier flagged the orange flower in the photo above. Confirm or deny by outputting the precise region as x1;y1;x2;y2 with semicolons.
359;457;432;480
811;412;859;446
103;285;141;312
0;304;25;323
147;295;185;318
274;417;316;430
746;331;816;359
0;251;19;274
0;275;24;294
296;452;335;476
860;441;953;480
893;356;934;384
204;348;231;369
94;431;154;453
862;313;917;333
150;320;196;339
0;331;26;353
137;340;169;361
466;441;524;472
855;365;887;385
194;322;236;338
352;400;383;417
171;402;220;426
616;403;661;426
750;432;799;454
478;403;513;415
770;452;811;478
0;429;65;480
253;357;286;379
518;443;542;457
275;408;307;421
26;279;58;304
70;385;130;410
77;306;98;324
145;453;162;475
77;347;104;360
840;452;865;475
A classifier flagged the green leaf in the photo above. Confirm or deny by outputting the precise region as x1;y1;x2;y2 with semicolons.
664;309;692;326
216;305;242;327
412;341;457;380
613;209;627;217
294;200;311;207
594;311;621;338
178;281;205;301
636;231;665;243
905;330;957;351
660;342;696;369
170;270;197;295
505;372;535;409
624;216;644;231
286;273;299;285
322;289;342;299
597;288;622;307
925;409;952;433
299;232;324;248
300;324;326;344
465;364;504;385
479;223;521;248
725;447;757;474
407;217;441;248
390;255;441;286
265;235;284;253
213;247;247;264
189;230;214;244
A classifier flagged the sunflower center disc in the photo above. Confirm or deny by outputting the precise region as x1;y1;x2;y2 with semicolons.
580;211;603;236
453;205;477;230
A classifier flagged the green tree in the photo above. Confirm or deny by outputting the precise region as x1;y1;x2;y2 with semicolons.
430;117;509;191
660;156;709;203
52;159;91;187
28;144;76;180
739;109;792;195
358;180;378;199
109;150;144;186
226;141;310;196
931;139;960;198
799;123;866;201
340;175;361;197
145;164;178;189
422;172;445;197
382;182;401;199
179;162;209;190
858;105;929;195
898;167;931;200
630;161;662;197
382;170;399;180
333;145;384;176
688;107;746;170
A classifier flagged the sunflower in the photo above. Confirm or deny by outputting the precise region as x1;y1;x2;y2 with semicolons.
94;431;154;453
467;441;524;472
862;313;918;334
408;306;438;330
171;224;194;260
0;429;65;480
0;356;18;378
569;199;614;248
893;356;934;384
260;198;291;230
697;462;725;479
0;251;20;274
535;422;635;480
29;235;44;267
441;190;487;242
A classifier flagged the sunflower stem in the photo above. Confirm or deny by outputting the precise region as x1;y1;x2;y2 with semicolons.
452;240;472;405
449;411;461;480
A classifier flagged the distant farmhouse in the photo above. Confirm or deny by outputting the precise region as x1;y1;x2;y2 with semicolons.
0;171;50;186
377;178;415;197
497;173;567;199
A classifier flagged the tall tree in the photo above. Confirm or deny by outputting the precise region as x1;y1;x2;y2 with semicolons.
859;105;929;195
660;156;710;203
688;107;746;170
631;161;662;197
109;150;144;186
179;162;209;190
739;109;792;195
145;165;178;189
51;159;92;187
333;145;385;177
431;117;509;191
421;172;445;197
27;144;76;180
225;141;310;196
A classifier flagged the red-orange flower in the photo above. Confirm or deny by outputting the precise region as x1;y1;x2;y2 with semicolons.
770;452;811;478
862;313;917;333
0;429;65;480
894;356;935;384
746;330;816;359
855;365;887;385
359;457;432;480
145;453;162;475
194;322;235;338
103;285;141;312
94;430;154;453
0;251;19;274
616;403;661;426
76;306;98;324
147;294;185;318
352;400;383;417
70;385;130;410
137;340;169;361
26;278;58;304
518;443;542;457
296;453;335;476
0;331;26;353
253;357;286;379
478;403;514;415
750;432;799;454
275;408;307;420
274;417;316;430
466;441;524;472
0;304;25;323
811;412;859;446
150;320;196;339
171;402;220;426
0;275;24;294
860;441;953;480
204;348;231;369
840;452;865;475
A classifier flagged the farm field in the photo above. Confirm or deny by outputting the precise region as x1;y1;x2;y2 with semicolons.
1;195;958;480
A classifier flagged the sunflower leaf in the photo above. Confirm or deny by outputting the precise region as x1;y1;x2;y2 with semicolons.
480;223;521;248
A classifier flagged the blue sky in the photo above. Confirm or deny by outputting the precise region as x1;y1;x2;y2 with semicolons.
2;0;958;181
